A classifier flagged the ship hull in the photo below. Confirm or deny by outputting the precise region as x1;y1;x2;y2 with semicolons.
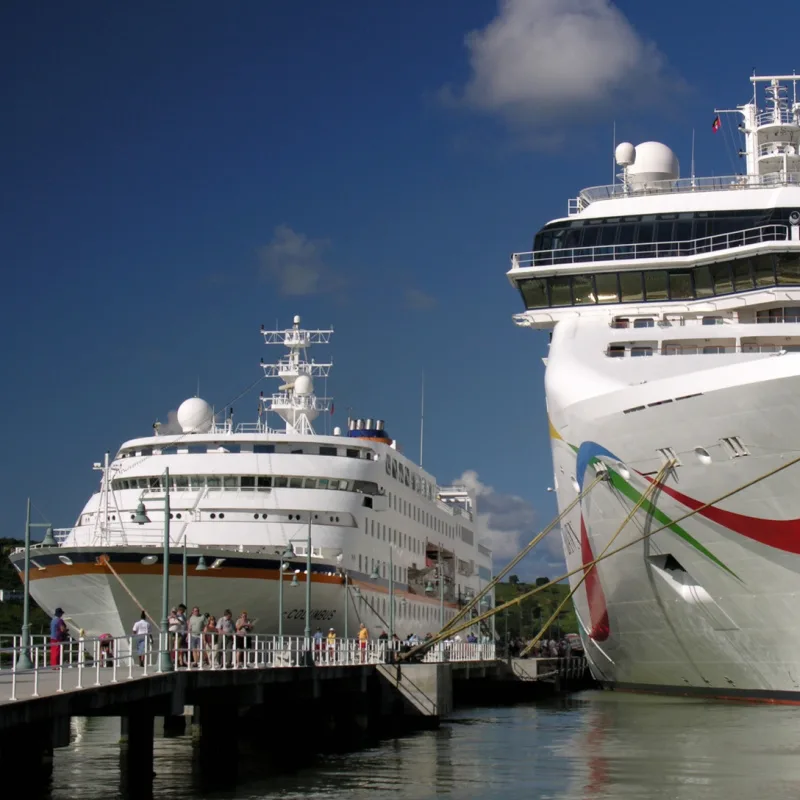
9;547;454;641
549;364;800;700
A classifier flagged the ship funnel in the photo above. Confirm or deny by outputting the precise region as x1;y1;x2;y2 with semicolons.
375;419;385;431
365;418;374;429
356;419;365;430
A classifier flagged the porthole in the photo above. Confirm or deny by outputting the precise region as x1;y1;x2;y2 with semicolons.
254;513;259;519
176;513;182;520
262;513;267;520
169;513;174;519
141;555;158;565
613;461;631;480
694;447;712;465
130;514;135;521
335;516;340;522
58;555;73;566
210;513;216;519
218;513;225;519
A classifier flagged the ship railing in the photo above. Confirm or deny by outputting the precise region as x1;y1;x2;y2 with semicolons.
605;343;795;358
611;315;800;329
758;141;800;158
756;109;797;126
512;225;790;271
572;172;800;211
0;633;497;702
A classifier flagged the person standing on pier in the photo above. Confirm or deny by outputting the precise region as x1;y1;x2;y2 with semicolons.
49;607;67;668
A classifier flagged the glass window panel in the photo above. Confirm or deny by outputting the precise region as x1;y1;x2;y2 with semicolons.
710;263;733;294
644;271;668;301
175;476;189;489
785;306;800;322
572;275;596;304
631;347;653;357
595;273;619;303
732;259;754;292
580;226;600;247
694;265;714;297
776;253;800;285
752;254;776;287
549;276;572;306
636;222;655;243
599;226;617;245
207;477;221;487
519;278;548;309
620;272;643;302
190;476;204;490
617;224;636;244
633;318;654;328
272;477;287;488
668;271;694;300
240;476;255;488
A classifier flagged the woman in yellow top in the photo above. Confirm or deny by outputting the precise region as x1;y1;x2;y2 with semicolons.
358;623;369;662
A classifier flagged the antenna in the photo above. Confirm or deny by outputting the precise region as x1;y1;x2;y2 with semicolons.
612;121;616;184
691;128;696;183
196;377;200;398
419;371;425;468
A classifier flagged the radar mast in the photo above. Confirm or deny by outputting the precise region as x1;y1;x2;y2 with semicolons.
259;315;333;435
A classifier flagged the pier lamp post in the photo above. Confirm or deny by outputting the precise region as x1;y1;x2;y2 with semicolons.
438;550;445;629
17;498;54;670
132;467;174;673
278;546;294;638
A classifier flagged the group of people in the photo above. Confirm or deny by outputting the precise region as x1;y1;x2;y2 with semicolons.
131;605;255;667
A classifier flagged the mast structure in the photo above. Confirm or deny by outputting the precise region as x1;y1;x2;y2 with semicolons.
259;315;334;435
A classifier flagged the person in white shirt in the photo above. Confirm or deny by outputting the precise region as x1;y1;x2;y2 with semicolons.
132;611;152;667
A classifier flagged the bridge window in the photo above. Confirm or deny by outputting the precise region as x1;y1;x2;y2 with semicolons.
572;274;596;304
669;271;693;300
694;265;713;298
644;271;668;301
733;260;754;292
519;278;548;308
550;275;572;306
595;272;619;303
319;446;337;456
710;263;733;294
620;272;643;302
776;253;800;285
752;254;776;287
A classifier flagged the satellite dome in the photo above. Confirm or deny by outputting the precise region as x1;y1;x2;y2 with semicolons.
294;374;314;396
176;397;213;433
627;142;679;185
615;142;636;167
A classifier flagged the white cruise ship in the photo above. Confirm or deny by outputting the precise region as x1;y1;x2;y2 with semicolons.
508;74;800;702
11;316;493;640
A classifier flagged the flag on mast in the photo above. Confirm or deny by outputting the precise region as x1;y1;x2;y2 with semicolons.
712;115;721;133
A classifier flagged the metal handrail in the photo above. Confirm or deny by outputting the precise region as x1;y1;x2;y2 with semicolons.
573;172;800;211
606;343;793;357
758;141;800;157
512;225;790;270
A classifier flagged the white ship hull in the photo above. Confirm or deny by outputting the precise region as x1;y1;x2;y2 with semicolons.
549;330;800;701
10;547;458;641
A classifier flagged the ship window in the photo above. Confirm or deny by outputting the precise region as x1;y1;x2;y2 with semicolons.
637;221;655;243
549;275;572;306
346;449;360;459
257;476;273;488
608;345;625;358
732;260;754;292
694;265;714;298
786;306;800;322
595;273;619;303
776;253;800;285
190;476;204;490
318;478;329;489
223;476;237;489
710;263;733;294
752;254;776;287
620;272;643;302
148;477;161;489
644;270;668;301
391;460;398;478
289;477;304;488
241;476;255;489
631;346;653;357
254;445;275;454
519;278;548;309
207;476;221;488
702;316;722;325
572;274;596;304
669;271;694;300
273;477;288;488
319;446;337;456
633;318;654;328
175;476;189;490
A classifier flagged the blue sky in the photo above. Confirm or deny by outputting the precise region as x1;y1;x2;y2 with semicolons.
0;0;782;577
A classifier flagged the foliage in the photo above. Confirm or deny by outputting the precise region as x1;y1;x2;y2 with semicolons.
508;574;520;585
0;538;51;635
493;579;577;640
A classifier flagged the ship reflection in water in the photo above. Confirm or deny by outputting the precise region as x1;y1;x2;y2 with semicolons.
48;692;800;799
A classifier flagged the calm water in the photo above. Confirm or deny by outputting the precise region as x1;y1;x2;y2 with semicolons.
48;692;800;799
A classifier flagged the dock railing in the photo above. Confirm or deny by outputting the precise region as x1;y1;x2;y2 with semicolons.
0;633;497;703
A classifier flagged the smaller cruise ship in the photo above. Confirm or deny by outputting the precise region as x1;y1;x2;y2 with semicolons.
11;316;493;640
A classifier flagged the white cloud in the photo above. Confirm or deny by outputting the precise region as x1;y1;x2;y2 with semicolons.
258;225;341;296
405;288;437;311
449;0;671;127
456;470;563;574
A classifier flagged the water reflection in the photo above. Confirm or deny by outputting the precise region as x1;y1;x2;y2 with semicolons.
46;692;800;799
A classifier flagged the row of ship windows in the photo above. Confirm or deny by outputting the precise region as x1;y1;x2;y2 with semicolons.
607;342;800;357
385;455;434;501
379;498;473;542
360;593;457;625
81;511;344;524
110;475;379;493
518;253;800;310
119;444;372;459
533;208;795;254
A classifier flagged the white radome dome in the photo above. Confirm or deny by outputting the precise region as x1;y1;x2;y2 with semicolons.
615;142;636;167
294;374;314;396
176;397;213;433
627;141;679;185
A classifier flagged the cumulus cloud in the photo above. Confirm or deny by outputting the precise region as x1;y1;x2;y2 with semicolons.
405;288;437;311
457;470;563;574
258;225;342;296
447;0;672;128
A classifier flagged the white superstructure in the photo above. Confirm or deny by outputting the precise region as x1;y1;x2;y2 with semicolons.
12;316;493;641
508;75;800;701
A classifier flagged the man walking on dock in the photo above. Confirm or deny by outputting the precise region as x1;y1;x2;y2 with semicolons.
50;607;67;667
